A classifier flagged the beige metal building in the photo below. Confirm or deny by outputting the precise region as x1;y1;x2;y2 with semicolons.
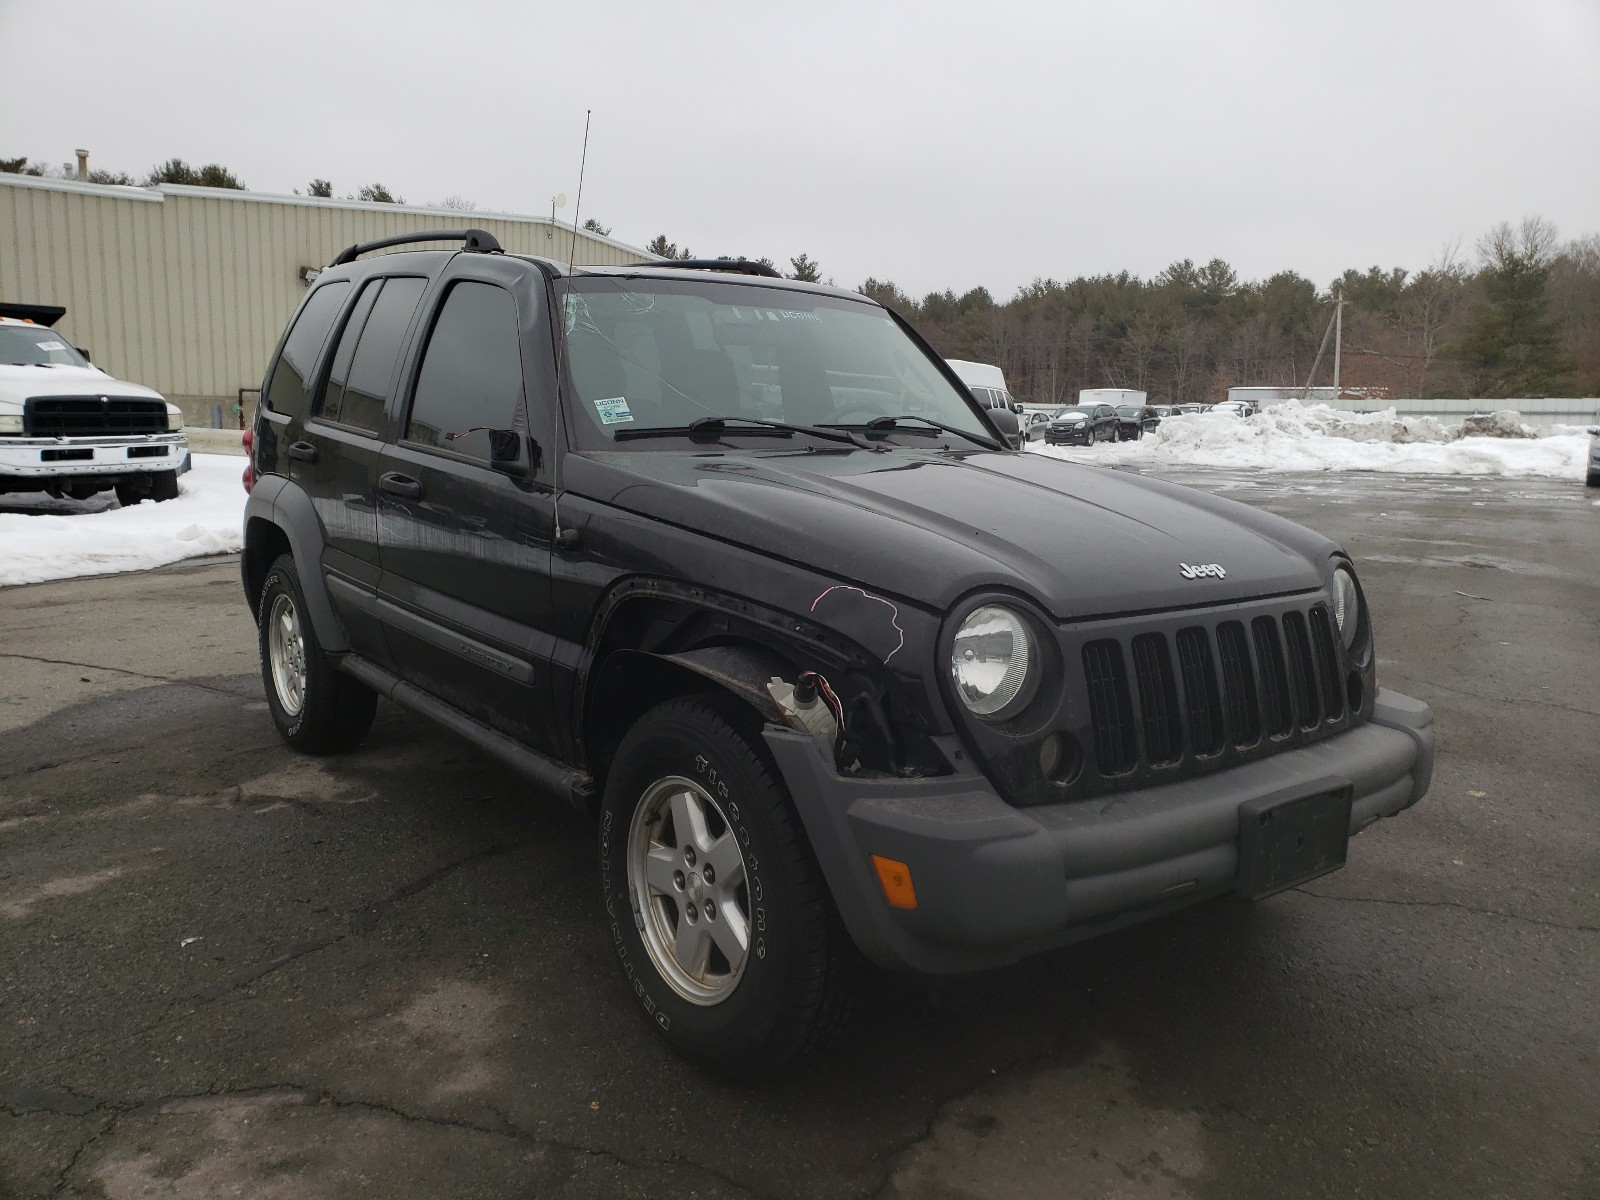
1;173;655;424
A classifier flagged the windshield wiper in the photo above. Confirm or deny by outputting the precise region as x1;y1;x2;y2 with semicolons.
860;414;1002;450
615;415;880;450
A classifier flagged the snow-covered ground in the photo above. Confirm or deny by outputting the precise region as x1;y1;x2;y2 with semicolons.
1029;402;1593;479
1;454;245;587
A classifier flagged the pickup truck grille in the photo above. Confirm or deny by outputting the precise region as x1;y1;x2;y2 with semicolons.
1080;601;1349;779
22;396;168;437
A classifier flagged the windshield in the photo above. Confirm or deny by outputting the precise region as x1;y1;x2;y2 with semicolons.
558;277;991;447
0;325;90;368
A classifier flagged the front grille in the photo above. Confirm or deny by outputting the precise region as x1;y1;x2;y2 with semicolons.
1215;621;1261;747
1253;617;1293;737
23;396;168;437
1282;610;1319;730
1131;634;1182;766
1083;639;1137;775
1308;606;1345;720
1080;601;1356;784
1176;627;1225;756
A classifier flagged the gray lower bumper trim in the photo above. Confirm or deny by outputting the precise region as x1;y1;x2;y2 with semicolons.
767;688;1434;974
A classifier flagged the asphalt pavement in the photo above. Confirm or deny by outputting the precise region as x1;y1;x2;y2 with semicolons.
2;469;1597;1200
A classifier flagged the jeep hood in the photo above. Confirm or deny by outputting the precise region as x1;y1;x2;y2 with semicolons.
568;447;1335;619
0;363;165;408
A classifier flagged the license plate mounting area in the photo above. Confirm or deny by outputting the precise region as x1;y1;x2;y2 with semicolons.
1235;781;1354;901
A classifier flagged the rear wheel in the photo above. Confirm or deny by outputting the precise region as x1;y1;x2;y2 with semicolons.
1587;469;1600;488
599;695;860;1076
257;554;376;753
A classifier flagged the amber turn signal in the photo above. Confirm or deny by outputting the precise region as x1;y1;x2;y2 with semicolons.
870;855;917;909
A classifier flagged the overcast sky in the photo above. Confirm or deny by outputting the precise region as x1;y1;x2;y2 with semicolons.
4;0;1597;298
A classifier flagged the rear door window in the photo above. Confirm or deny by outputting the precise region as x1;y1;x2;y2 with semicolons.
266;281;351;418
323;277;427;435
404;282;524;461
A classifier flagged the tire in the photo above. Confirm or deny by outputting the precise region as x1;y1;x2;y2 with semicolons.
1587;471;1600;489
149;470;180;502
257;553;377;754
599;695;861;1076
114;481;143;507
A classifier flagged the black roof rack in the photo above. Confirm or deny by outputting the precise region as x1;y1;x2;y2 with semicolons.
330;228;502;267
646;259;783;278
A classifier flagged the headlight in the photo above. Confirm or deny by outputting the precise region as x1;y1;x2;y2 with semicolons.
166;406;184;431
1330;567;1360;648
0;413;22;434
951;605;1037;719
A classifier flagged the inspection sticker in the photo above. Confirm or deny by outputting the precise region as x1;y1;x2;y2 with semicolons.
36;340;67;351
594;396;634;425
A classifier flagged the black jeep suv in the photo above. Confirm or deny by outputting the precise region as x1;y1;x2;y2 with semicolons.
242;230;1434;1074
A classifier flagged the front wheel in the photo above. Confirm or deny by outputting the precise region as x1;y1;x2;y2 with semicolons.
257;554;377;753
1587;470;1600;488
599;695;860;1076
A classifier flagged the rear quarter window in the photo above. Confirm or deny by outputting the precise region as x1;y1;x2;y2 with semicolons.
266;282;351;418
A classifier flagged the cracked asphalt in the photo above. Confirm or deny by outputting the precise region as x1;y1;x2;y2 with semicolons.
2;469;1597;1199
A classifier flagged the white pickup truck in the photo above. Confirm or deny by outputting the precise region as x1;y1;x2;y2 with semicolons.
0;311;189;504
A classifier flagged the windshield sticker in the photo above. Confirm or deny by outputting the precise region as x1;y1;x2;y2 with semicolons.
593;396;634;425
777;311;820;322
35;340;67;351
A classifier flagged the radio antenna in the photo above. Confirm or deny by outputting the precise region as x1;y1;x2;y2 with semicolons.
567;109;592;273
552;109;593;551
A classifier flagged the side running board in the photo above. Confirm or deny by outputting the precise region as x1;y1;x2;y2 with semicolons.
339;654;594;811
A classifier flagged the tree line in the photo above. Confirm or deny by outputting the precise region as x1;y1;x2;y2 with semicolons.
646;216;1598;403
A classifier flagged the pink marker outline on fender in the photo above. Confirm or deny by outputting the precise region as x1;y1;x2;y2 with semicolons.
810;585;906;664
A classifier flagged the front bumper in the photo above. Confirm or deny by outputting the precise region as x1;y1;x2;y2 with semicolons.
1044;426;1092;444
0;432;189;479
767;688;1433;973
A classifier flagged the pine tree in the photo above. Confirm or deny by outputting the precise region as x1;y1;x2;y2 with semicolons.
1452;218;1573;397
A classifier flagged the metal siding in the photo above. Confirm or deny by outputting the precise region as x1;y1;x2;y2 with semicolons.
3;176;651;416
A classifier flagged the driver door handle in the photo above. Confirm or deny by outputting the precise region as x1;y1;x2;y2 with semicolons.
379;472;423;500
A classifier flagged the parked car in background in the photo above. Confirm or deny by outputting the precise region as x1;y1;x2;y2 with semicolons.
0;309;189;504
1174;404;1207;415
1114;405;1161;441
1587;425;1599;488
1018;409;1052;442
1043;403;1119;445
1150;405;1175;418
1211;399;1256;417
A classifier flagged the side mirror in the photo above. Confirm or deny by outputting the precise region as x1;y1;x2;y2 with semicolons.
489;429;539;474
988;407;1020;442
1589;426;1600;436
76;346;92;362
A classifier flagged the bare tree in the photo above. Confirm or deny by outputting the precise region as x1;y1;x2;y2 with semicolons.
438;194;478;211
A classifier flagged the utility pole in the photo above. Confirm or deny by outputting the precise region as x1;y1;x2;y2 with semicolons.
1332;285;1346;394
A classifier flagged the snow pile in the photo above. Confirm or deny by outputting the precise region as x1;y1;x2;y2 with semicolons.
0;454;246;586
1460;410;1537;439
1029;402;1591;478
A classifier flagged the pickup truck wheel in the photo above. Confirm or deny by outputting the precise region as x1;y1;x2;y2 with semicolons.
149;470;180;502
1587;470;1600;488
257;554;376;753
114;481;145;507
599;695;860;1076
